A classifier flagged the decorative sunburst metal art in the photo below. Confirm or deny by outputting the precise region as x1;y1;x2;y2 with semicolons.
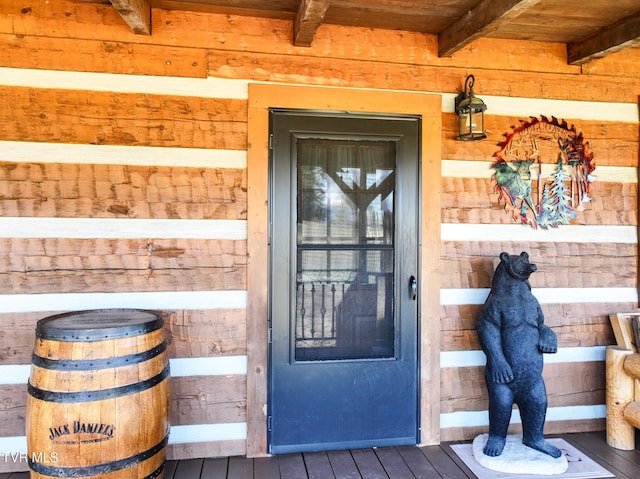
491;116;596;229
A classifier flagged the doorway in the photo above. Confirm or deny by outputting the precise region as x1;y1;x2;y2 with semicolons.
268;110;421;453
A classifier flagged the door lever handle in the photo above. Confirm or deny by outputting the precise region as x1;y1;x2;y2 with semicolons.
409;276;417;300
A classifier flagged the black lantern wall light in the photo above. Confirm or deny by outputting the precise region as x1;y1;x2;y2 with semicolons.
455;74;487;141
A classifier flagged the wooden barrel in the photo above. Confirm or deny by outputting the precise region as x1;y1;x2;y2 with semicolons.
26;309;171;479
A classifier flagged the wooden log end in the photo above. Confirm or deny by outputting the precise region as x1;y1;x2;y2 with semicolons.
606;346;636;450
623;401;640;430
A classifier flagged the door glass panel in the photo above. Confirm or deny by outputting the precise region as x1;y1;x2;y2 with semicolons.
295;139;395;361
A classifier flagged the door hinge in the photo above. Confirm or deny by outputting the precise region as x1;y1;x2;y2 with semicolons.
268;327;273;344
269;134;274;150
268;415;273;432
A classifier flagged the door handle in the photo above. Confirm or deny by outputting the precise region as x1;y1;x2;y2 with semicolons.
409;276;417;300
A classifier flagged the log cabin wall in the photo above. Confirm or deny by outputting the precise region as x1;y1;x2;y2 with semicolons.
0;0;638;470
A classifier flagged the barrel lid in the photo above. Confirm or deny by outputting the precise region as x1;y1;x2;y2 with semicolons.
36;309;164;341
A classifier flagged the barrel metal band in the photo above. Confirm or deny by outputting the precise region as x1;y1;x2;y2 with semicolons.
36;310;164;341
28;435;168;477
31;341;167;371
28;364;170;403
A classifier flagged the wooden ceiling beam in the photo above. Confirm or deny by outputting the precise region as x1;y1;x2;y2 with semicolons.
438;0;542;57
567;12;640;65
294;0;331;47
109;0;152;35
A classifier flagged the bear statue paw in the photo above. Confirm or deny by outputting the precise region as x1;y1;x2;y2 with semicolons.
491;367;514;384
483;435;506;456
523;438;563;458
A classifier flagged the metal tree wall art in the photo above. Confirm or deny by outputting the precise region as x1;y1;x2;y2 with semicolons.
491;116;596;229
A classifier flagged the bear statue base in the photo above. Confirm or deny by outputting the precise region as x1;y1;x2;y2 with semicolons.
472;434;568;475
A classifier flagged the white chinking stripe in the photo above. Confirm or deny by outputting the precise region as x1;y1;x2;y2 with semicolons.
0;365;31;385
441;223;637;244
0;141;247;169
0;356;248;385
1;143;631;183
442;160;637;183
0;67;249;99
440;405;607;429
1;144;632;182
441;287;638;305
440;92;639;123
0;437;26;455
0;423;248;457
0;217;246;240
0;67;637;122
169;356;247;377
0;290;246;313
440;346;606;368
168;423;247;444
1;219;631;243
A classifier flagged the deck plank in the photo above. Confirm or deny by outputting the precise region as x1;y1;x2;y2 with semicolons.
374;447;414;479
303;451;336;479
565;431;640;479
253;456;281;479
34;431;632;479
164;459;179;479
174;458;204;478
327;449;362;479
227;456;254;479
419;444;472;479
278;453;309;479
396;445;439;479
201;457;229;478
351;448;388;479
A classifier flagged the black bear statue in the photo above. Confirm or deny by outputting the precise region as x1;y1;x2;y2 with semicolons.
476;251;562;458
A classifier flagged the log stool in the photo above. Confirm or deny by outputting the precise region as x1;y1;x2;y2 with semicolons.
606;312;640;450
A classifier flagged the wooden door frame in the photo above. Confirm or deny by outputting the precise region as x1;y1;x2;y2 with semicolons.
247;83;441;457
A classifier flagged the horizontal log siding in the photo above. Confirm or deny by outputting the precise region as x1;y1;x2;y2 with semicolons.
0;0;638;469
0;4;252;462
0;162;247;219
441;241;637;289
441;114;639;165
0;309;246;365
0;86;248;149
441;303;628;352
442;178;637;225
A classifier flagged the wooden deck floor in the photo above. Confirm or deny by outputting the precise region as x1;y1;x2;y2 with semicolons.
163;431;639;479
2;431;638;478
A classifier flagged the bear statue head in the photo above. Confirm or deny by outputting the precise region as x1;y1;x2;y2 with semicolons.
499;251;537;281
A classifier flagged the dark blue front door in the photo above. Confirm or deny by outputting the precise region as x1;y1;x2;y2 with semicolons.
269;111;420;454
